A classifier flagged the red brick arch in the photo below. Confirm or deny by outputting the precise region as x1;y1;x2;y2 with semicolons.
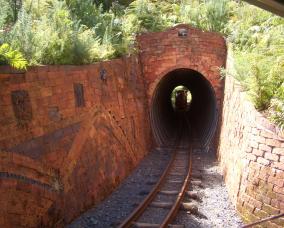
137;24;227;107
138;24;227;148
147;64;210;104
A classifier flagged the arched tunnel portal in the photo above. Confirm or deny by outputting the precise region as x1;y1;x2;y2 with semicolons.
150;68;218;148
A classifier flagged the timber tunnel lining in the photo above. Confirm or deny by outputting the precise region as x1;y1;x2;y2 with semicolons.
150;68;218;148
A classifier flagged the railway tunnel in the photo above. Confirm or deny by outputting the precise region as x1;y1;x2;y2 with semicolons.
150;68;218;147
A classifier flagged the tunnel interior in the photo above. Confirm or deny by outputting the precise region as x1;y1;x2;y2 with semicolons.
150;68;218;147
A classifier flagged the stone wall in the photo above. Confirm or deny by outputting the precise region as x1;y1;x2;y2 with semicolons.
0;56;152;226
218;74;284;227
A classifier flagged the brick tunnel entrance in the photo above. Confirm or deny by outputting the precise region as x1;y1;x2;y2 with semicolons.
150;68;218;148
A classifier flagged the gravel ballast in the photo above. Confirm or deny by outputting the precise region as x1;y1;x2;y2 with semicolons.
173;149;243;227
68;148;243;228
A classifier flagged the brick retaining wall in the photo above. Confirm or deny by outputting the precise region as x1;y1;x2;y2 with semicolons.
0;56;150;157
0;56;152;226
218;74;284;227
0;151;59;227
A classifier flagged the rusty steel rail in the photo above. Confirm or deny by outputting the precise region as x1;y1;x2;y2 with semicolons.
118;143;192;228
242;212;284;228
118;146;179;228
161;145;193;227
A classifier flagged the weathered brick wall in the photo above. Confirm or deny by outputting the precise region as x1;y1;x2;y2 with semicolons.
0;56;152;226
59;105;146;223
218;74;284;227
138;24;226;108
0;57;151;166
0;57;150;158
0;151;59;227
138;24;227;148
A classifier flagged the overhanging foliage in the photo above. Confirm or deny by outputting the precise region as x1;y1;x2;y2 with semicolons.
0;0;283;128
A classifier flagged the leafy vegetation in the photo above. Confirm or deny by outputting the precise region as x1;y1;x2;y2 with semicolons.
0;0;283;128
0;0;236;67
0;43;27;69
227;2;284;129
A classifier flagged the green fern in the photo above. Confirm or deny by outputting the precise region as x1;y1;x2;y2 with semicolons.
0;43;27;69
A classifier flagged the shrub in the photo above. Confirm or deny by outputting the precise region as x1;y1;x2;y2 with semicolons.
0;0;13;29
66;0;105;28
269;98;284;131
229;3;284;128
0;43;27;69
5;8;37;63
125;0;170;33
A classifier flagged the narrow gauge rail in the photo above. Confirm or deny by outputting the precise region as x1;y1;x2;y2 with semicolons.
118;133;193;228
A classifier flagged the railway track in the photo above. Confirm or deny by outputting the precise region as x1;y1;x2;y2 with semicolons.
118;127;199;228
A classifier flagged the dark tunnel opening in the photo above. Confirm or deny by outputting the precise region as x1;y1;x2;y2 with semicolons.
150;68;218;148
